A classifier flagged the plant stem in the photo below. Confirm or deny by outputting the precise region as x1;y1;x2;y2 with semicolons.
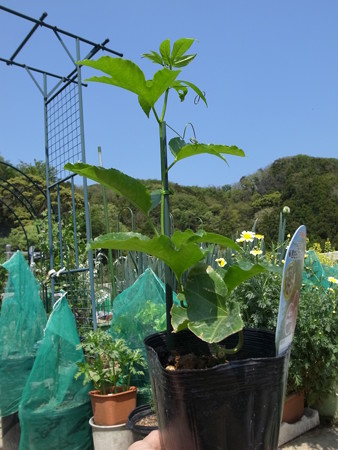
223;330;244;355
160;90;169;122
159;120;174;349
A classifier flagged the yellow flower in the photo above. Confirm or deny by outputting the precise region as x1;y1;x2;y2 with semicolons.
255;234;264;240
328;288;334;293
236;237;245;243
250;248;263;256
328;276;338;284
239;231;255;242
215;258;227;267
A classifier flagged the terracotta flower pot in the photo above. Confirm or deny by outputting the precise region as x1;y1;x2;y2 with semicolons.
282;390;305;424
89;386;137;426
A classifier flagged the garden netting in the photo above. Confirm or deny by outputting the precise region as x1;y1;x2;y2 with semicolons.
18;294;93;450
0;251;47;417
109;268;177;404
303;249;338;289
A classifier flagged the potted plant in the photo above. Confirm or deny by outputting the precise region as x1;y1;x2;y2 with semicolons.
233;264;338;424
75;328;146;426
66;38;291;449
126;403;158;442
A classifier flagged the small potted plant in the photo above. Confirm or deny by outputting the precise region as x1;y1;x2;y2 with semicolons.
67;38;291;449
75;328;146;426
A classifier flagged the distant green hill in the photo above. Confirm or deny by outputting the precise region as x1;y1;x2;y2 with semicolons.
87;154;338;248
0;154;337;251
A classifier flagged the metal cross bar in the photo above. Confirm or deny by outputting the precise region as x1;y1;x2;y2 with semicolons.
0;5;123;57
9;11;48;62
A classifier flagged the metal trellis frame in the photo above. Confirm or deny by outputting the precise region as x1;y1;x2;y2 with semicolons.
0;5;123;330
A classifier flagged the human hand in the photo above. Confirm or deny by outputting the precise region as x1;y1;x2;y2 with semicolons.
128;430;161;450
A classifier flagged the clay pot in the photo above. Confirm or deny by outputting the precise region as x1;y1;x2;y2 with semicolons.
282;391;305;424
89;386;137;426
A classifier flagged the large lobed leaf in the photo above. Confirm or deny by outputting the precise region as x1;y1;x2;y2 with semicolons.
171;264;243;343
64;163;152;217
88;232;206;282
223;263;267;293
79;57;180;117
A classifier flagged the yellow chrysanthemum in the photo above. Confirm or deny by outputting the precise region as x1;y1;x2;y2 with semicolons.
239;231;255;242
255;234;264;240
328;276;338;284
215;258;227;267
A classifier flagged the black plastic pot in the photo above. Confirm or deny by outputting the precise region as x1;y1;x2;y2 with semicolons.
144;328;289;450
126;404;158;442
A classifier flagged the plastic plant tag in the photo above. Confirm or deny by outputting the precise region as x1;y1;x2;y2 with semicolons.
276;225;307;355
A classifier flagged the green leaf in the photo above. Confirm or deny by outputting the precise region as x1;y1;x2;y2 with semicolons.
64;163;152;217
138;96;151;117
171;143;245;167
171;38;195;62
191;231;241;251
179;80;208;106
142;51;164;66
150;189;162;210
172;54;196;68
79;57;180;118
88;232;206;283
171;304;189;333
176;264;243;343
171;81;188;102
80;57;146;96
140;68;181;109
168;137;186;158
223;263;267;292
159;39;171;66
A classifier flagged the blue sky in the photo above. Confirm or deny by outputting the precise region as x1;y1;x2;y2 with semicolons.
0;0;337;187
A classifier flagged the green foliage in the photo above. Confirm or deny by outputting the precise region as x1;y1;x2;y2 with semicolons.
233;271;338;403
289;284;338;404
75;329;146;394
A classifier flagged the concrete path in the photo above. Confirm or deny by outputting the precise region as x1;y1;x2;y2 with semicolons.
280;424;338;450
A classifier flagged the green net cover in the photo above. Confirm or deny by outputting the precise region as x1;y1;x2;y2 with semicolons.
109;268;176;403
0;251;47;416
303;250;338;289
18;295;93;450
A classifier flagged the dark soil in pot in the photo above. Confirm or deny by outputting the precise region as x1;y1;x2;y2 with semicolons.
145;328;290;450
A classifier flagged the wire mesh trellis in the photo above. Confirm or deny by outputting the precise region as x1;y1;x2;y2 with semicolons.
46;82;82;181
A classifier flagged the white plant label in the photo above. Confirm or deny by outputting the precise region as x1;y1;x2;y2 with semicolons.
276;225;307;355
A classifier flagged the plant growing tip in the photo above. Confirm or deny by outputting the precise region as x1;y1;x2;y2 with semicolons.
67;38;265;344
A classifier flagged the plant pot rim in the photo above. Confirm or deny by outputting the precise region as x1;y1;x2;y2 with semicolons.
127;404;158;430
144;329;288;375
89;386;137;398
89;416;128;430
